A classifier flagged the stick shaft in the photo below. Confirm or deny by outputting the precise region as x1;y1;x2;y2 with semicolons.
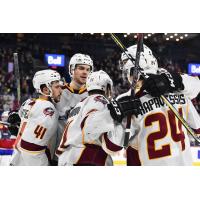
13;53;21;105
110;33;200;143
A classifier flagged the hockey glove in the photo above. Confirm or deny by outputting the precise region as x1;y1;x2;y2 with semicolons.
108;97;141;123
142;72;184;97
7;111;21;136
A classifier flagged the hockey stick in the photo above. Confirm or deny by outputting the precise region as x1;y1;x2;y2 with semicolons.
110;33;200;143
13;53;21;108
111;33;144;148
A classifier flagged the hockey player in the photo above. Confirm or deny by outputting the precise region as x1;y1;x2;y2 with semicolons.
52;53;93;164
142;71;200;99
56;70;141;166
10;69;62;166
118;44;200;166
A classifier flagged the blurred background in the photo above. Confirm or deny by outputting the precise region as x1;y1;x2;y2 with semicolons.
0;33;200;117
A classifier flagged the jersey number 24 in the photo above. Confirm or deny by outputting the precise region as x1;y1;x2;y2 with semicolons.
145;107;185;159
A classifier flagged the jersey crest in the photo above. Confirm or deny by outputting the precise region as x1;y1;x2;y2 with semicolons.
43;107;55;117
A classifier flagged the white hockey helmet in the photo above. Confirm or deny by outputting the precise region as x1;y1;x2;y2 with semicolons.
32;69;61;97
68;53;93;77
1;111;9;122
86;70;113;93
120;44;158;82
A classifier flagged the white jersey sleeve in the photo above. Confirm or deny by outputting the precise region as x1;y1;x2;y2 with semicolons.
185;98;200;133
181;74;200;99
19;99;58;147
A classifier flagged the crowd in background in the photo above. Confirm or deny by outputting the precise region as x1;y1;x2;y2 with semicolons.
0;33;200;116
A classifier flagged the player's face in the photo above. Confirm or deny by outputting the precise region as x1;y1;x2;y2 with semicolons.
51;81;62;103
73;64;91;85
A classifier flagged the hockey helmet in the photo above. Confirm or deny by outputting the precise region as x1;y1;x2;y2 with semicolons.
68;53;93;77
32;69;61;97
120;44;158;83
86;70;113;93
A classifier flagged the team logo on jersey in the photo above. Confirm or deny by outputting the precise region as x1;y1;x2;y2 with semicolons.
43;107;54;117
94;96;107;104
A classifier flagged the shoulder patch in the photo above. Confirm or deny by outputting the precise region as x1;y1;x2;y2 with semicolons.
94;95;108;105
43;107;55;117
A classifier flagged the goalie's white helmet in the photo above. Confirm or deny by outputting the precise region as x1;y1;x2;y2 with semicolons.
69;53;93;77
86;70;113;93
33;69;61;97
120;44;158;82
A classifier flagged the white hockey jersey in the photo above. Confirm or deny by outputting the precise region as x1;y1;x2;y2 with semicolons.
56;83;88;118
118;89;200;166
56;94;123;165
52;83;88;160
181;74;200;99
18;98;58;149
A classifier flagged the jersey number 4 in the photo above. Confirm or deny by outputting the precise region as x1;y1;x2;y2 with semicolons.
34;125;47;140
145;107;185;159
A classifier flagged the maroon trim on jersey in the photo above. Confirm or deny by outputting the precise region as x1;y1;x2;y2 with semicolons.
59;121;73;149
80;109;98;129
126;146;141;166
55;149;64;156
193;128;200;134
94;95;107;104
80;97;87;102
28;99;36;106
103;133;123;152
74;144;108;166
80;109;98;144
20;140;52;164
20;139;46;151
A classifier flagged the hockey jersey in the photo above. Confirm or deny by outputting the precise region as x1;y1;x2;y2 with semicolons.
52;83;88;160
18;98;58;151
118;89;200;166
56;94;123;165
56;83;88;118
181;74;200;99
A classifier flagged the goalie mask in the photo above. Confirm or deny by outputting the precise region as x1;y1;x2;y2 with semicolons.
86;70;113;98
120;44;158;83
33;69;62;98
69;53;94;77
